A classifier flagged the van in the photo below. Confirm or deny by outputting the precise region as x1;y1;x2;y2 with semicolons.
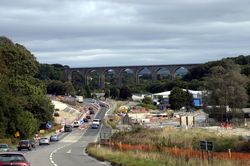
73;121;80;128
92;119;101;126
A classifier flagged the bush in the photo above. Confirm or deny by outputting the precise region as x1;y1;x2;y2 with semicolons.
138;103;157;110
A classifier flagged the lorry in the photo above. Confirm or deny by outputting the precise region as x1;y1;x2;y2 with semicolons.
76;96;83;103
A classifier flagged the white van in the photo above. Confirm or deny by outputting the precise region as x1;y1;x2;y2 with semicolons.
73;121;80;128
92;119;101;126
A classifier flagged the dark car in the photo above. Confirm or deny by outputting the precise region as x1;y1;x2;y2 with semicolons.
29;140;36;148
0;144;10;152
89;110;95;114
17;140;32;151
0;152;30;166
83;118;89;122
64;125;72;132
50;135;59;142
91;123;99;129
86;115;91;119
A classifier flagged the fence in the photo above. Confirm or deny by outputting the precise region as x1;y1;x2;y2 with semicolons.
101;142;250;163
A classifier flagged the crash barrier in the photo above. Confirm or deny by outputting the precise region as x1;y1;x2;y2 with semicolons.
100;142;250;163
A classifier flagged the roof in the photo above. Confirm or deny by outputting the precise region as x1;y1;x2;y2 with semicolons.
152;89;203;96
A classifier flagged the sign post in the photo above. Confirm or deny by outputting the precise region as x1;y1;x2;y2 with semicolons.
199;140;214;165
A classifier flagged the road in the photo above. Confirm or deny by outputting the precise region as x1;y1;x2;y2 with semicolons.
24;106;109;166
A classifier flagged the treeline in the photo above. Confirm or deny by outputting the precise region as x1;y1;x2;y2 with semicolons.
35;53;250;108
0;37;54;139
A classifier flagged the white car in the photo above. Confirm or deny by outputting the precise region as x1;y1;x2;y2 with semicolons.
39;137;50;145
92;119;101;126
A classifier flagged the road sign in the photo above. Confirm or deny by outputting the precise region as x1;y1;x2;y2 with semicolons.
200;141;214;151
15;131;20;138
200;141;207;150
46;121;53;129
206;141;214;151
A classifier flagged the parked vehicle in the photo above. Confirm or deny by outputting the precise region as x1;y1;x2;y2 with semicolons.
17;140;32;151
39;137;50;145
64;124;73;132
0;152;30;166
86;115;91;119
73;121;80;128
89;110;95;114
83;118;89;122
50;135;59;142
54;111;60;117
0;144;10;152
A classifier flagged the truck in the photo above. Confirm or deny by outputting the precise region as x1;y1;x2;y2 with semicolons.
76;96;83;103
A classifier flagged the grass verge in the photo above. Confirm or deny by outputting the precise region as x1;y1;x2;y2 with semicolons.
86;145;245;166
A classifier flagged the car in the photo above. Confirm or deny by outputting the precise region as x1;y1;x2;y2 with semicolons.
0;144;10;152
50;135;59;142
91;123;99;129
39;137;50;145
83;118;89;122
92;119;101;126
73;121;80;128
64;124;73;132
0;152;30;166
54;111;60;117
29;139;36;148
89;110;95;114
86;115;91;119
17;140;32;151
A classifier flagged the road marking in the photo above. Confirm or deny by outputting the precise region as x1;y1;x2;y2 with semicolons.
66;149;71;154
50;130;86;166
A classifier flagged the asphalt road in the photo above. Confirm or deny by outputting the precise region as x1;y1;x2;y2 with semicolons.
24;106;109;166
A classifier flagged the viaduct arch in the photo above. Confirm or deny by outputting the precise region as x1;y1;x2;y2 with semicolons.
64;64;200;89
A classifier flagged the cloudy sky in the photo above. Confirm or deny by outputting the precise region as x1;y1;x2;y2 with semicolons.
1;0;250;67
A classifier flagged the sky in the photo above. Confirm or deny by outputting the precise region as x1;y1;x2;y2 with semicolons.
1;0;250;67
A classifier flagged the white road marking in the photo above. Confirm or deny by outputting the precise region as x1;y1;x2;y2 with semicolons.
50;130;86;166
66;149;71;154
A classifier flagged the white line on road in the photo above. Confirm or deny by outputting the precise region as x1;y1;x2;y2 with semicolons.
50;130;87;166
66;149;71;154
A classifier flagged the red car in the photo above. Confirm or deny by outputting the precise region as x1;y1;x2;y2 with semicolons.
0;152;30;166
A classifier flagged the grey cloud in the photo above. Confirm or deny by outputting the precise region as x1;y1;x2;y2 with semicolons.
1;0;250;67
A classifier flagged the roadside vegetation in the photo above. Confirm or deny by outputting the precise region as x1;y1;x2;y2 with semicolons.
86;127;249;166
0;37;54;140
86;145;243;166
111;127;250;152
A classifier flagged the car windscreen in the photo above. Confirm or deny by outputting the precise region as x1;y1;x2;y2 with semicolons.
0;144;8;148
19;141;29;144
0;154;26;162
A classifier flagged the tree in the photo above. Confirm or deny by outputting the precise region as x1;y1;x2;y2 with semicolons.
119;86;132;100
204;59;248;109
17;111;38;139
142;96;153;105
0;37;54;139
84;85;91;98
184;89;194;110
169;87;193;110
64;81;76;96
47;80;66;95
110;87;119;99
